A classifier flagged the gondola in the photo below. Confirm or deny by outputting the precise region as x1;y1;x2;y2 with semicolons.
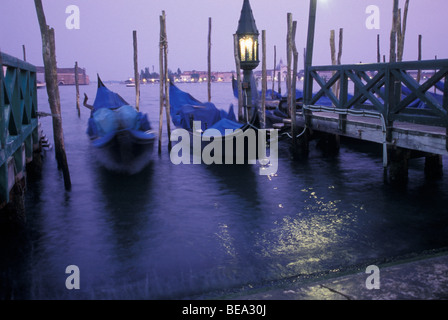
169;82;262;165
86;76;156;174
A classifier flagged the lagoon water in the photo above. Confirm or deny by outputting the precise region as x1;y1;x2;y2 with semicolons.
1;82;448;299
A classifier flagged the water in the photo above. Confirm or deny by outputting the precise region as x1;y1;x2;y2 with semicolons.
1;82;448;300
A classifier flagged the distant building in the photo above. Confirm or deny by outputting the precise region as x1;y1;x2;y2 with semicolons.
36;66;90;85
173;70;235;83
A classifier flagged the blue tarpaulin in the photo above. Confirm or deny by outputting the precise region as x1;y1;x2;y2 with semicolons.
169;83;241;132
87;77;151;139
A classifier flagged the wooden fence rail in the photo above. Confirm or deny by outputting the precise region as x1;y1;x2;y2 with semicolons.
304;59;448;145
0;52;40;206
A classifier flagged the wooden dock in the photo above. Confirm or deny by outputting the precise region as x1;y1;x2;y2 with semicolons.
286;58;448;184
296;108;447;157
0;52;41;222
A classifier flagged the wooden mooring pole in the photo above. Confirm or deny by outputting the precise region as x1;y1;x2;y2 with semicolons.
261;30;267;129
272;45;276;100
377;34;381;63
417;35;422;83
158;11;171;153
75;61;80;117
290;21;298;152
34;0;71;190
22;45;26;62
286;13;292;117
133;30;140;112
208;17;212;102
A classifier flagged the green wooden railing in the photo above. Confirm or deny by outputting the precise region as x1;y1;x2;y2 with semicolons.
0;52;39;205
304;59;448;143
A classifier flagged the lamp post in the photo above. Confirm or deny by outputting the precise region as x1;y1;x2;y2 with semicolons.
235;0;259;123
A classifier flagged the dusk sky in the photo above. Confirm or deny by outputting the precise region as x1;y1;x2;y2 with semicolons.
1;0;447;81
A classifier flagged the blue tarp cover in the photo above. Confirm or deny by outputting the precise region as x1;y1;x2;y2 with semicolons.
87;80;151;139
169;83;239;132
93;83;129;111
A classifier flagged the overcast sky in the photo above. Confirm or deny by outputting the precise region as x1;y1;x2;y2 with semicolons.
1;0;447;81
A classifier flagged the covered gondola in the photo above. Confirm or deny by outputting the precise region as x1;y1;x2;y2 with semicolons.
86;76;156;174
169;82;262;165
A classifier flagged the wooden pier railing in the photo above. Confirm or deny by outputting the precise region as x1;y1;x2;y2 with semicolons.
0;52;40;207
303;59;448;148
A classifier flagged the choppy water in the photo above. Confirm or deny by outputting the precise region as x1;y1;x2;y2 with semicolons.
1;82;448;299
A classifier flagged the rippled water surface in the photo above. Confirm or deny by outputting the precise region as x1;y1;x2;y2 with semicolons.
1;82;448;299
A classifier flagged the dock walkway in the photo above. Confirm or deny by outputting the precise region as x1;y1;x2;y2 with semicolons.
223;251;448;300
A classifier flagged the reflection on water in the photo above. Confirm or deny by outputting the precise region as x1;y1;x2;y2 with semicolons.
0;83;448;299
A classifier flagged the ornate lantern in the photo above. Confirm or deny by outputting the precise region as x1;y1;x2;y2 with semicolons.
235;0;259;122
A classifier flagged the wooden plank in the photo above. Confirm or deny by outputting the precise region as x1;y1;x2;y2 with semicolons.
295;111;448;155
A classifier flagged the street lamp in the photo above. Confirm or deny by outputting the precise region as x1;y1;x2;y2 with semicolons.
235;0;259;123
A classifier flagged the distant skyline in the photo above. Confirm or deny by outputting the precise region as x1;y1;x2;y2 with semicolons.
1;0;447;81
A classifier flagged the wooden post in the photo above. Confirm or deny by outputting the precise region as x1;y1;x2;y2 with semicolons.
337;28;343;66
272;45;276;100
330;29;336;103
397;9;402;61
158;15;165;153
208;17;212;102
435;55;438;94
291;21;298;151
397;0;410;62
336;28;343;100
133;30;140;112
75;61;80;117
377;34;381;63
304;0;317;106
389;0;399;62
286;13;293;117
158;11;172;153
34;0;71;190
163;12;172;151
330;28;343;101
278;71;281;96
330;30;336;66
417;35;422;83
261;30;267;129
233;34;243;121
